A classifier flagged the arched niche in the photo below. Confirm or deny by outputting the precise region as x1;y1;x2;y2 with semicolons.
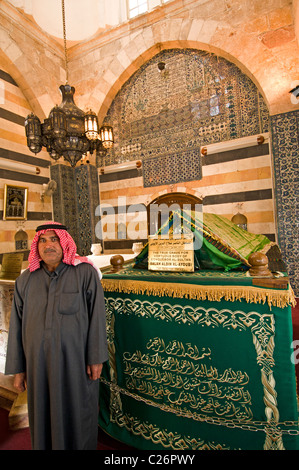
15;229;28;251
146;192;202;236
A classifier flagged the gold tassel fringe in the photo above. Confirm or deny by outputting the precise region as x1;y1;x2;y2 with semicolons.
102;279;296;309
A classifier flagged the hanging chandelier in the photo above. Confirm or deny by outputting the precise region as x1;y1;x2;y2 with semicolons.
24;0;113;168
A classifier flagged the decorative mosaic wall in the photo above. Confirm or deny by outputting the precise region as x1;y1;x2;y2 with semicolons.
270;111;299;296
50;164;77;239
100;49;269;187
51;164;100;256
143;148;201;187
75;164;100;255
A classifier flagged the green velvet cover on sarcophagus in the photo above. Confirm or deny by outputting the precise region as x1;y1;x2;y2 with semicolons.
134;210;284;272
98;262;298;450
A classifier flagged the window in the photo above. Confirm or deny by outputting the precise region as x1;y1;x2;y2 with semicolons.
128;0;148;19
128;0;172;19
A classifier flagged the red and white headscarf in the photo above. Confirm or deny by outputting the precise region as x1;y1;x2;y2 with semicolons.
28;221;101;278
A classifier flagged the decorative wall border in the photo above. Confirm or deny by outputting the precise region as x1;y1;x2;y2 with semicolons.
270;111;299;297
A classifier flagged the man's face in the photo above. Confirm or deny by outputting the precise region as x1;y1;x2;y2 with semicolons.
38;230;63;271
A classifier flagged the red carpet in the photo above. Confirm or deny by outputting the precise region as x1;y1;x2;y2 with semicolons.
0;407;30;450
1;299;298;450
0;407;133;450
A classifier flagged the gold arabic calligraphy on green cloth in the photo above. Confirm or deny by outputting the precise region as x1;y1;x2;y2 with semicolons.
98;286;299;450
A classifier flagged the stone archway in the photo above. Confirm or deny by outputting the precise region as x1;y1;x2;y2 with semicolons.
2;4;299;121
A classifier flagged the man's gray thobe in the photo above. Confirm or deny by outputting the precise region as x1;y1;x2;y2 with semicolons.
5;262;108;450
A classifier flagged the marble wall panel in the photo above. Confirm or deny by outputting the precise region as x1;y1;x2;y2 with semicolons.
0;282;14;373
0;68;51;254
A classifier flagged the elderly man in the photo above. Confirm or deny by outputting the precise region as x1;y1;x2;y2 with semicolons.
5;222;108;450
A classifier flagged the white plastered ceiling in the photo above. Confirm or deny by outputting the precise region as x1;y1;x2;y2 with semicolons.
7;0;127;41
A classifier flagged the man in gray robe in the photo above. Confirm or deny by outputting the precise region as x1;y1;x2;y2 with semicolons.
5;222;108;450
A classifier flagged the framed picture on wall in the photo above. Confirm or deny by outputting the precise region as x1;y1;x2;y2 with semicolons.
3;184;28;220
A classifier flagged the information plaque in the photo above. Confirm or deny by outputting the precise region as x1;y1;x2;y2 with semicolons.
0;253;24;280
148;235;194;272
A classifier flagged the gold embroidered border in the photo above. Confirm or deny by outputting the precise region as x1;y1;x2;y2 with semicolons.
102;297;298;449
102;278;296;309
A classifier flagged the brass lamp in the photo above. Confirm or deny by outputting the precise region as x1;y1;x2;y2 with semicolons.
25;86;113;167
85;110;99;141
100;125;114;149
24;1;113;167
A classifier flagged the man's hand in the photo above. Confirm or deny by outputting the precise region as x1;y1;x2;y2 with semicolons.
87;364;103;380
14;372;27;393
